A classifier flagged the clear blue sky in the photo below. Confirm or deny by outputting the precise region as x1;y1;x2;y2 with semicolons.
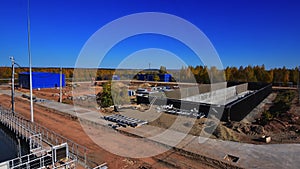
0;0;300;69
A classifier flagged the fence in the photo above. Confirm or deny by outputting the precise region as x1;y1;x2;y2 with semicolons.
5;143;76;169
0;106;91;168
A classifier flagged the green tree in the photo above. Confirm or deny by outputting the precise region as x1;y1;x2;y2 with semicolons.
96;82;113;108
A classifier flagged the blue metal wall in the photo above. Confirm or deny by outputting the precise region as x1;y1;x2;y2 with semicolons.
159;74;172;82
137;74;146;81
137;73;172;82
18;72;65;89
112;75;120;80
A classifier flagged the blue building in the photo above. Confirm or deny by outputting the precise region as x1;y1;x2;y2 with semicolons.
159;74;172;82
19;72;65;89
112;75;120;80
136;74;146;81
137;73;172;82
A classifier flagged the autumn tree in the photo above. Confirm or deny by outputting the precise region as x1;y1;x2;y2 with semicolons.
289;67;299;84
153;74;160;81
159;66;167;74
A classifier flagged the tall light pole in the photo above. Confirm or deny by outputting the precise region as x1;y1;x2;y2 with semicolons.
298;66;300;104
27;0;34;122
60;67;62;103
10;56;15;114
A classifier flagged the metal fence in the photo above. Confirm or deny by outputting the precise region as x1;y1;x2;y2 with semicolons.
7;144;77;169
0;106;91;168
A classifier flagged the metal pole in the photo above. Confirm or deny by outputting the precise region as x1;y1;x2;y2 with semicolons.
17;137;21;157
27;0;34;122
10;56;15;114
60;67;62;103
298;66;300;104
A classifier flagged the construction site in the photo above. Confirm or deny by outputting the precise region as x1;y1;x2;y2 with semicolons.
0;71;300;168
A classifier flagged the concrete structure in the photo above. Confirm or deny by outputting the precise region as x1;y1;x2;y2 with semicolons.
137;82;272;121
19;72;65;89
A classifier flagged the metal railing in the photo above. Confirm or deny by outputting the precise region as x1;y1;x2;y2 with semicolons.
0;106;91;168
7;143;77;169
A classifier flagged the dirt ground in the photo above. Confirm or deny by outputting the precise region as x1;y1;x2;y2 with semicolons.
8;82;300;145
224;90;300;144
0;93;218;169
2;82;299;168
259;90;300;143
138;90;300;145
16;84;102;102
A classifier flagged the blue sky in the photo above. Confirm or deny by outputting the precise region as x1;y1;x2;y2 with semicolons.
0;0;300;69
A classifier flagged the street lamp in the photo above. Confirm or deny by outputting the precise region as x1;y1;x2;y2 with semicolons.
10;56;15;114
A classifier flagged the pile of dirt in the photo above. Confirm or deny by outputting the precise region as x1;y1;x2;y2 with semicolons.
215;90;300;144
101;107;114;114
212;124;240;141
229;122;266;136
138;83;151;88
137;104;150;112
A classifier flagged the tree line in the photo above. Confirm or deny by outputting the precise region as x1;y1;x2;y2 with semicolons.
188;65;299;84
0;65;299;84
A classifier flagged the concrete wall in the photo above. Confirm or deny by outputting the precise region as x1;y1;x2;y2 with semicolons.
165;82;227;99
182;85;236;104
223;83;272;121
235;83;248;94
138;82;272;122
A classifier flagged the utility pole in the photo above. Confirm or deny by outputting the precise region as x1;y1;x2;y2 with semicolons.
60;67;62;103
298;66;300;104
27;0;34;122
10;56;15;114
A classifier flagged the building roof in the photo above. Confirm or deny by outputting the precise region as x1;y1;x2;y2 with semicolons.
19;72;60;75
